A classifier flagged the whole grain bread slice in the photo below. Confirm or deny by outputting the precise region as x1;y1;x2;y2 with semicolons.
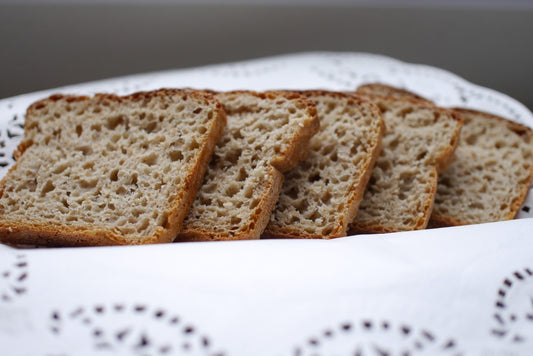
349;92;463;233
263;92;384;239
432;109;533;226
0;89;226;246
178;91;319;241
358;83;533;226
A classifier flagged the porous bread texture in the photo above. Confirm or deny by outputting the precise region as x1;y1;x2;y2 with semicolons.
0;89;226;246
349;95;463;233
432;109;533;226
263;92;384;239
358;84;533;226
357;83;427;101
179;91;319;241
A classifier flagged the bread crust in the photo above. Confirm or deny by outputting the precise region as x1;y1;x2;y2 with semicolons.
0;89;226;246
178;90;319;241
430;108;533;227
262;92;385;239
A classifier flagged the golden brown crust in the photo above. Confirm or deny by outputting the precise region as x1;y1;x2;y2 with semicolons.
0;222;135;247
0;89;226;247
262;93;385;239
430;108;533;227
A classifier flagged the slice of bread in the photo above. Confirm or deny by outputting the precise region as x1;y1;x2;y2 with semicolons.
0;89;226;246
358;84;533;226
263;92;384;239
349;93;463;233
178;91;319;241
432;109;533;226
357;83;427;101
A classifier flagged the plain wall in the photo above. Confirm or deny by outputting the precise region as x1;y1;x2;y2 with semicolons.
0;4;531;109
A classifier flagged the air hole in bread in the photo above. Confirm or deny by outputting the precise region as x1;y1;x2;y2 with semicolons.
287;187;299;199
321;191;332;204
130;173;138;186
249;198;260;209
106;115;125;130
308;174;320;183
75;146;91;156
169;150;184;162
40;180;55;197
143;121;158;134
236;167;248;182
417;150;428;161
109;169;119;181
225;184;239;197
116;186;127;195
294;199;309;214
188;140;200;150
79;179;97;189
142;153;157;166
53;163;69;175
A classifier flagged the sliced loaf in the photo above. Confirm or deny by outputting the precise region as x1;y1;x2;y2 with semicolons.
179;91;319;241
263;92;384;239
432;109;533;226
349;94;463;233
0;89;226;246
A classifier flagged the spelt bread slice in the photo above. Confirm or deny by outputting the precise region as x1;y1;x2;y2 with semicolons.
432;109;533;226
357;83;427;101
0;89;226;246
178;91;319;241
263;92;384;239
349;95;463;233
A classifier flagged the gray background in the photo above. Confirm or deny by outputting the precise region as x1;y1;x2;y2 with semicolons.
0;1;532;110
